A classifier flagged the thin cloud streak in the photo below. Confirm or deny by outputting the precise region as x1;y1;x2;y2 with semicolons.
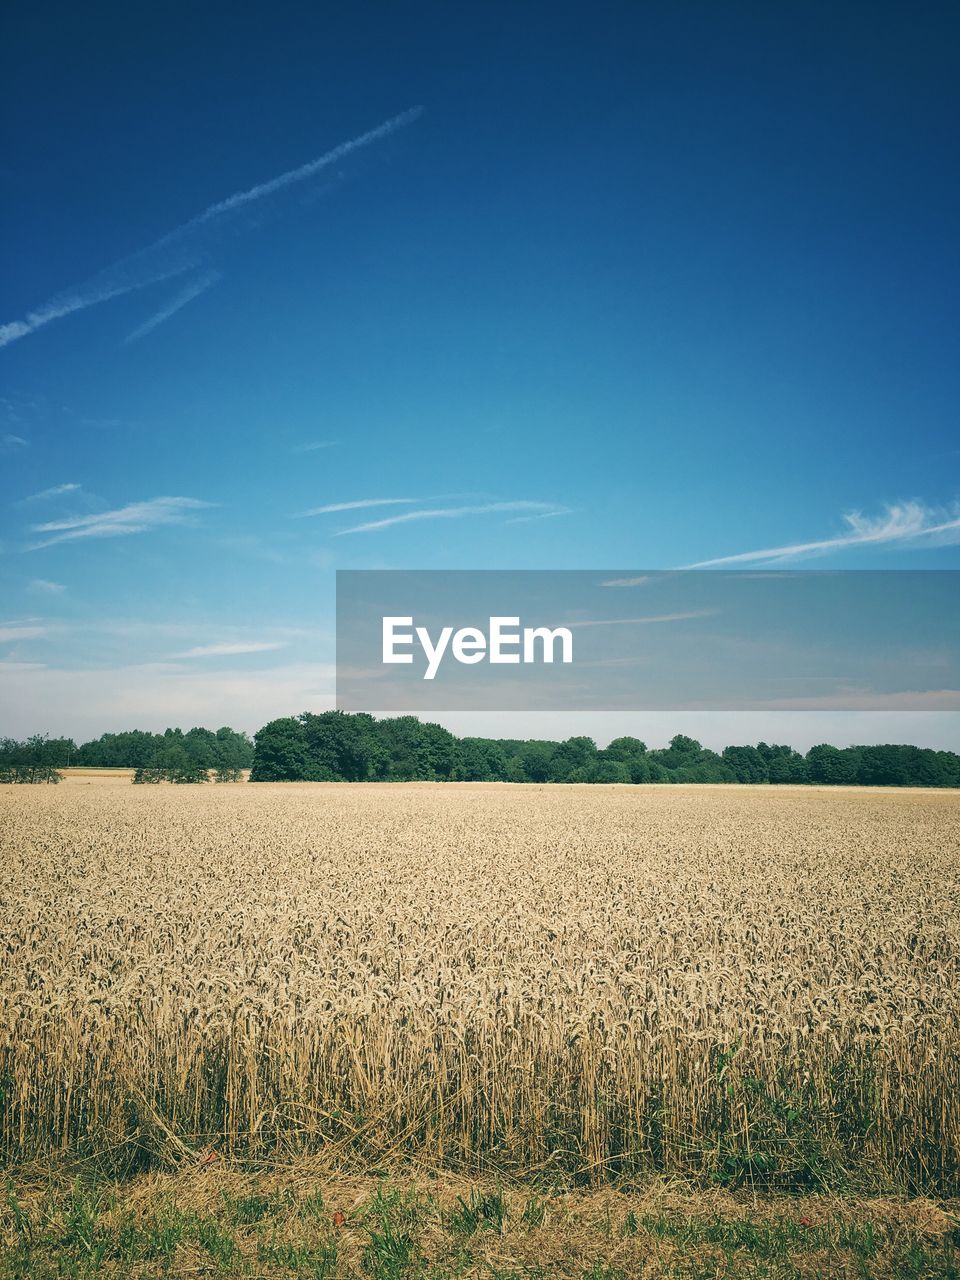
0;622;51;641
567;610;715;629
295;497;420;517
0;260;196;350
687;501;960;567
183;106;421;225
124;270;221;343
0;107;423;350
292;440;338;454
26;496;211;550
19;482;82;503
28;579;65;594
504;507;573;525
174;641;288;658
338;501;563;534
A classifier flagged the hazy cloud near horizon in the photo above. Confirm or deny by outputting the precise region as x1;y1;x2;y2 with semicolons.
0;656;957;752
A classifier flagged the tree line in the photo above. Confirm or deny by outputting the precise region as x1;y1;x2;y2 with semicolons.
0;735;66;784
0;726;254;784
249;711;960;787
3;714;959;787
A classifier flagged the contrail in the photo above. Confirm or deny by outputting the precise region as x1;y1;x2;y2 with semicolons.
124;270;222;344
169;106;423;231
0;257;197;349
0;107;423;351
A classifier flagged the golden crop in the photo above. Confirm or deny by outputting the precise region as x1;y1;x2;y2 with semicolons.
1;779;958;1191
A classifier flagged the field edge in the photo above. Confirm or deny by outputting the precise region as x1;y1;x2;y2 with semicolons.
2;1160;960;1278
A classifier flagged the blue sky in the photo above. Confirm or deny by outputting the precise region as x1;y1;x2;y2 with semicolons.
2;1;959;745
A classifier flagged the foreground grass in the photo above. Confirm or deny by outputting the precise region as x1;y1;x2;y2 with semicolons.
2;1163;958;1279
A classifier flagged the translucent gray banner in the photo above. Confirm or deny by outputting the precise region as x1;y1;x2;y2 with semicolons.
336;570;960;712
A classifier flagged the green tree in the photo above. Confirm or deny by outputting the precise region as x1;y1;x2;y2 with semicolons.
155;744;208;782
855;745;912;787
419;720;465;780
722;745;769;784
806;744;861;785
250;718;309;781
213;726;254;771
601;736;648;783
549;736;597;782
132;761;164;783
376;716;433;780
299;711;382;780
460;738;509;781
757;742;807;784
183;726;218;769
0;735;62;783
515;742;553;783
592;758;631;783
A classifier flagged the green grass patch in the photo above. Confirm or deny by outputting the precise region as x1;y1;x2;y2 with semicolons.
1;1166;957;1279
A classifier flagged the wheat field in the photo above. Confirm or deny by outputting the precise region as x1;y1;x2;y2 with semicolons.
1;778;959;1193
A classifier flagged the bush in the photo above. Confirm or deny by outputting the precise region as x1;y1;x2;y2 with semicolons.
131;748;209;784
212;766;243;783
132;764;164;784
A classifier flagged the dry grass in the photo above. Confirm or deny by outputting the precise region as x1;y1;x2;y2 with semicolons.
1;780;959;1194
3;1162;959;1278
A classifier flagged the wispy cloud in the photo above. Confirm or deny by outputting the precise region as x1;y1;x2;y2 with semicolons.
27;496;211;550
28;579;65;594
19;482;81;504
292;440;338;454
567;610;715;628
2;434;27;449
295;497;420;518
124;270;221;343
687;500;960;568
0;107;423;350
338;501;564;534
0;620;51;641
0;660;337;739
174;641;288;658
504;507;573;525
